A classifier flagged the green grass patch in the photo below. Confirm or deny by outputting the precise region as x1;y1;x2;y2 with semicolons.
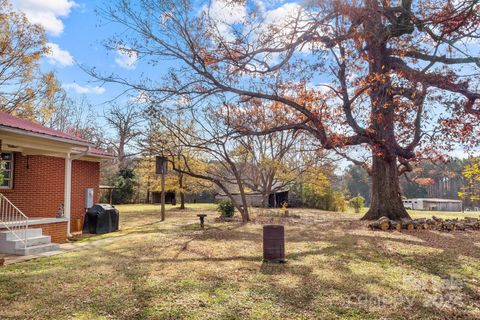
1;205;479;319
115;202;216;214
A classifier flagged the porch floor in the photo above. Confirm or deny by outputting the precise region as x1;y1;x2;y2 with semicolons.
1;217;68;228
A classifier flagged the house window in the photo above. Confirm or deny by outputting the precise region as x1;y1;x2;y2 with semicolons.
0;152;13;189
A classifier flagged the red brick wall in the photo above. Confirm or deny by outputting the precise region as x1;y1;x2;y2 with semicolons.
1;153;64;217
0;153;100;233
71;160;99;232
32;222;68;243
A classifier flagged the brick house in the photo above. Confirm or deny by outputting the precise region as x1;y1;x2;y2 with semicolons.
0;112;113;255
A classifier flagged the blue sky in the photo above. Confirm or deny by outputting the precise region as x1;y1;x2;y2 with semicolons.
10;0;306;115
10;0;143;114
8;0;479;162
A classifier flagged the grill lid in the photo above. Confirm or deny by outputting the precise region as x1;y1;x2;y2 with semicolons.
87;204;117;214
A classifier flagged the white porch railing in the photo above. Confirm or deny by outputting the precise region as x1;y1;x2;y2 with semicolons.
0;194;29;247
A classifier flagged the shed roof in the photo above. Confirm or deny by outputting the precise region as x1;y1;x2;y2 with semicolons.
404;198;462;203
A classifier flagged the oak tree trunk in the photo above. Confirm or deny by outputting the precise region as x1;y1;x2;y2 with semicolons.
361;154;411;220
261;194;269;208
262;175;274;208
180;191;185;209
179;172;185;209
261;186;272;208
238;188;250;222
231;167;250;222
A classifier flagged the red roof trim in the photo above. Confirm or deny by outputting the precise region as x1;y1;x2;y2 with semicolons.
0;111;91;145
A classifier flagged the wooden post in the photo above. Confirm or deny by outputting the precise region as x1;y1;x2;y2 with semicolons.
156;156;167;222
161;168;165;221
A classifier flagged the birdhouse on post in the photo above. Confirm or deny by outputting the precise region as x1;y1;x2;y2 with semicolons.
155;156;167;175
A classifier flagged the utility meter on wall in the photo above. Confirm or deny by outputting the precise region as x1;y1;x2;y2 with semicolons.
85;188;94;209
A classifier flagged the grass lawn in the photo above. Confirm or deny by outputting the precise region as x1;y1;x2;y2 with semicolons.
115;203;216;229
1;204;479;319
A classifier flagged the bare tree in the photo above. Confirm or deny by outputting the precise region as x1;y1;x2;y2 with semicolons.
44;96;106;147
146;102;252;222
104;104;143;169
237;130;322;207
93;0;480;220
137;113;210;209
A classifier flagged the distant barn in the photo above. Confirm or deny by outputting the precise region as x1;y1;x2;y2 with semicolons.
403;198;462;212
150;191;176;205
215;190;289;208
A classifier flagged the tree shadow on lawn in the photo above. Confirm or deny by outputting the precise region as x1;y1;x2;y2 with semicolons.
2;246;474;319
2;215;480;319
89;243;389;318
276;217;480;261
338;227;480;290
85;216;480;319
90;229;478;318
258;236;479;319
77;219;218;243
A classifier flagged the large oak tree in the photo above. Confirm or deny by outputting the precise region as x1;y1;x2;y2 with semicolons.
96;0;480;220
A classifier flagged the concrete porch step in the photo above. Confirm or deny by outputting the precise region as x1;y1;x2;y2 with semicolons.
10;235;52;249
0;228;43;241
0;229;59;256
15;243;60;256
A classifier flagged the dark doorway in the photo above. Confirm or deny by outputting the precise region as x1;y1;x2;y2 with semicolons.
151;191;176;205
268;191;289;208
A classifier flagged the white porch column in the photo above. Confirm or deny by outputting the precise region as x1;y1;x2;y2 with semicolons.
64;152;72;236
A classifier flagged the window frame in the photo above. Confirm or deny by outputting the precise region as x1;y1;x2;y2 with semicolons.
0;152;14;190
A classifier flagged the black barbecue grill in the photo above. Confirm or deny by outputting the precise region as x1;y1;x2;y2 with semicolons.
83;204;119;234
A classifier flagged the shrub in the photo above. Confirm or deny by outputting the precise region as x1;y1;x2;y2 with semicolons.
349;195;365;213
111;169;136;204
332;192;347;212
290;183;347;212
217;199;235;218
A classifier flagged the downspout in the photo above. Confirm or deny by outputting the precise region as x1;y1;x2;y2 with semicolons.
64;152;72;236
65;147;91;236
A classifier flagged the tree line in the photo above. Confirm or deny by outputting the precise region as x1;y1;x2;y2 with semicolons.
345;158;480;210
89;0;480;220
2;0;479;220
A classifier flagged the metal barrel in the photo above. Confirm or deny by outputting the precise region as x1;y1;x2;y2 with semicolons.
263;225;285;262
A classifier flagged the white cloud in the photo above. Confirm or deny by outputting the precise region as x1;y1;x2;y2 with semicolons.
203;0;247;41
114;47;138;70
260;2;309;44
63;83;105;95
131;91;151;104
45;42;74;67
10;0;77;36
263;2;302;25
207;0;247;25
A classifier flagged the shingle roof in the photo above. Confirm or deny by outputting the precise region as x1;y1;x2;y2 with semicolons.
0;111;91;144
